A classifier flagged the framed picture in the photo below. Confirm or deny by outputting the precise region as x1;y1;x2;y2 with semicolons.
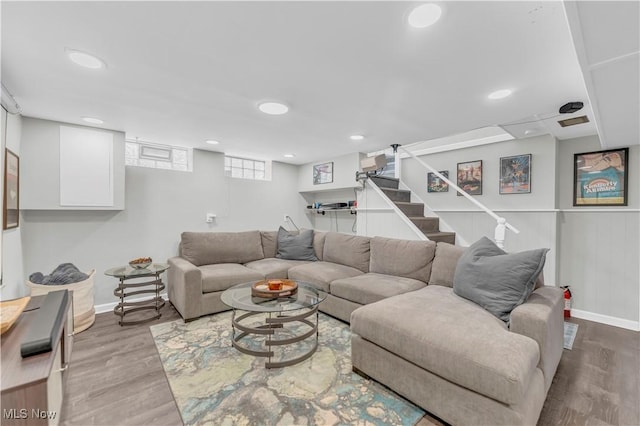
3;148;19;229
313;162;333;185
427;171;449;193
574;148;628;206
457;160;482;196
500;154;531;194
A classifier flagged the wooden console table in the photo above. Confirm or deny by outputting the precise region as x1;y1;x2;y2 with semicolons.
1;294;73;426
105;264;168;326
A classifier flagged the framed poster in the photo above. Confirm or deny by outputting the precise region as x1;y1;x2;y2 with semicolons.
574;148;628;206
457;160;482;196
499;154;531;194
427;171;449;193
313;162;333;185
3;148;19;229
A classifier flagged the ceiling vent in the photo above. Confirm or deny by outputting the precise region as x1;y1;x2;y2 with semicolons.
558;115;590;127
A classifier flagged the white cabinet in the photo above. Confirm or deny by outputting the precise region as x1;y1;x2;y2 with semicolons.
20;118;125;210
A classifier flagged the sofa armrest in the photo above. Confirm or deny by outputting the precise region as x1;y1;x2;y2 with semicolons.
510;286;564;391
167;256;202;321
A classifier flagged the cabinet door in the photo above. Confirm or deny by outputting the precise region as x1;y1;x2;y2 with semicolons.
59;126;114;207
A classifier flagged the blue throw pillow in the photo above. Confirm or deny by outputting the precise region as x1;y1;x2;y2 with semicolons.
453;237;548;322
276;227;318;261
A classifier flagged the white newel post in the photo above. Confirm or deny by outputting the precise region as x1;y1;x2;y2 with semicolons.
394;146;401;179
494;217;507;249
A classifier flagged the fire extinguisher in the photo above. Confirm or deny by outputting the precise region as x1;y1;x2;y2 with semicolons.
561;286;572;318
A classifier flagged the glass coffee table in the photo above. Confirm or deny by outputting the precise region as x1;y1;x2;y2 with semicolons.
221;281;327;369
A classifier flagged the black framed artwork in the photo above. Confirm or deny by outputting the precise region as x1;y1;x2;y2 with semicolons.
573;148;628;206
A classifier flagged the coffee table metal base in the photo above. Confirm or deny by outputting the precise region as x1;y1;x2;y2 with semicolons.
230;305;319;368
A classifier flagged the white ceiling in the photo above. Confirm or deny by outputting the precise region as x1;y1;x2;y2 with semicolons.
1;1;631;165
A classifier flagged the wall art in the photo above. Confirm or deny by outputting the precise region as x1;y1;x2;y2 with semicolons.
456;160;482;196
574;148;628;206
499;154;531;194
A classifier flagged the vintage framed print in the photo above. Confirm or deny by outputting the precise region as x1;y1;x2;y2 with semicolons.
3;148;19;229
457;160;482;196
574;148;628;206
313;162;333;185
427;171;449;193
500;154;531;194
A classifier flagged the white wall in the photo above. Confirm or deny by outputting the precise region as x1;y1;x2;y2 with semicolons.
556;135;639;327
21;147;310;306
1;111;26;300
297;152;361;192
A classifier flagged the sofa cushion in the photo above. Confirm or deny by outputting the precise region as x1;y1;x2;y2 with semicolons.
181;231;264;266
200;264;264;293
370;237;436;283
261;231;278;258
288;261;363;293
453;237;549;322
276;227;318;261
244;258;311;279
351;285;540;405
331;273;425;305
429;242;466;287
322;232;370;272
313;231;327;261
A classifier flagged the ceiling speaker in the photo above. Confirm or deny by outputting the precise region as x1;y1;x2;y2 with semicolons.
559;102;584;114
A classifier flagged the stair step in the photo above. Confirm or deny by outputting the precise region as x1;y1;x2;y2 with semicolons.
381;188;411;203
370;175;400;189
409;217;440;233
395;202;424;217
425;231;456;245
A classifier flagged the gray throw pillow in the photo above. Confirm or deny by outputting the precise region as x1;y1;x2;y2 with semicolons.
453;237;549;322
276;227;318;261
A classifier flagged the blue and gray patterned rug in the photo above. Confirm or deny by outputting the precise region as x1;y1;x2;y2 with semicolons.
150;312;425;425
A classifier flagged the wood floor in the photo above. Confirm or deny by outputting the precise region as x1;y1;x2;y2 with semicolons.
60;305;639;426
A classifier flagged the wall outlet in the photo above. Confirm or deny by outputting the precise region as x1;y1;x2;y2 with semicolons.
206;213;216;223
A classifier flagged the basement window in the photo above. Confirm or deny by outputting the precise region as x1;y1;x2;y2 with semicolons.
224;156;272;181
125;140;192;172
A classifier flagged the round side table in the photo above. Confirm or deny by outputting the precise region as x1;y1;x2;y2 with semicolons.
105;264;168;326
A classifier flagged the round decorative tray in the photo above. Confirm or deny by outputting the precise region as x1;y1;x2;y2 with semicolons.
251;280;298;298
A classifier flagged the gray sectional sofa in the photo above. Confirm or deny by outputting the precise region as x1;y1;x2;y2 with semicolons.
167;229;564;426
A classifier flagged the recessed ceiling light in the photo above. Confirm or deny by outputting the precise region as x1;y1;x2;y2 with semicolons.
66;48;106;69
408;4;442;28
82;116;104;124
205;140;220;145
258;102;289;115
488;89;513;100
284;154;295;158
350;135;365;141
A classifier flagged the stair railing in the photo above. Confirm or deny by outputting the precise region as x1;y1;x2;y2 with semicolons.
396;145;519;248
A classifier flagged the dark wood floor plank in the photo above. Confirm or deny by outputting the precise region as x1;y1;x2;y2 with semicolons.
59;307;639;426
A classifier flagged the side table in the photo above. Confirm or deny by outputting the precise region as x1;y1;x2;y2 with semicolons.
104;264;169;326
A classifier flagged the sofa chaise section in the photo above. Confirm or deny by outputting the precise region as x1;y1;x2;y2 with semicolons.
350;241;564;426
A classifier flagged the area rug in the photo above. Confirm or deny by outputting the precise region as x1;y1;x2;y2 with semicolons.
150;312;425;425
563;322;579;350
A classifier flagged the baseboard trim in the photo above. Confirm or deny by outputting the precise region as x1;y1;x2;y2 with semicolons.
95;293;169;315
571;309;640;331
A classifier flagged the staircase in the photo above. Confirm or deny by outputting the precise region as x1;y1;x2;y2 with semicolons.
371;175;456;244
